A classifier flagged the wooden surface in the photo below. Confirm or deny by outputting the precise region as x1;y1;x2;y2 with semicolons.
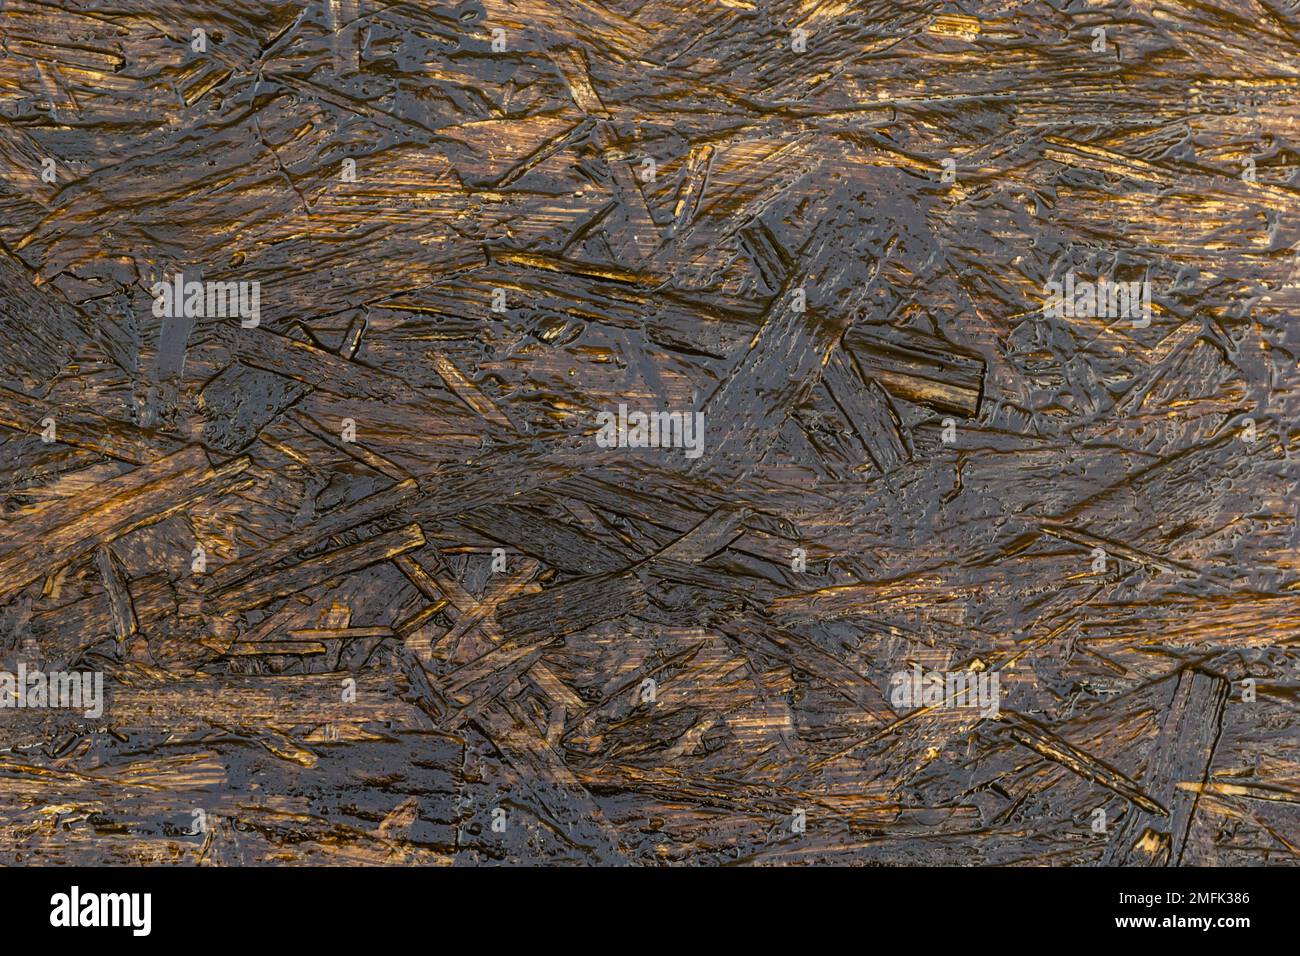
0;0;1297;865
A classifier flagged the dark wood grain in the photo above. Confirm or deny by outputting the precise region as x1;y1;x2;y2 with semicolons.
0;0;1296;866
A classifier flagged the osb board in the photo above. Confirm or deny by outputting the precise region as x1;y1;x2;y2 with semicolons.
0;0;1296;866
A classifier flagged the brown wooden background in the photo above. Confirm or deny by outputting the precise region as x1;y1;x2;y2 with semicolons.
0;0;1297;864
